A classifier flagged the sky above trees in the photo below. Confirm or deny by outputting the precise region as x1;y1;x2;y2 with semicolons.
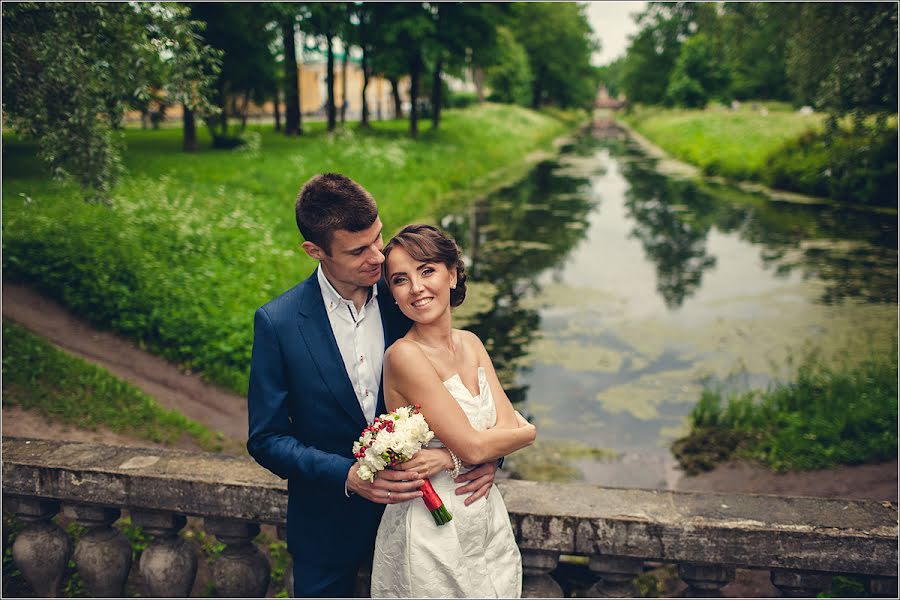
586;1;646;65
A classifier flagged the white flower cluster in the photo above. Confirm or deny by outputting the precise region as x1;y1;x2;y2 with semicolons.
352;406;434;482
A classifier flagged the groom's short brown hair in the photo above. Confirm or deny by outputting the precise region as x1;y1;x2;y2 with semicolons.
295;173;378;255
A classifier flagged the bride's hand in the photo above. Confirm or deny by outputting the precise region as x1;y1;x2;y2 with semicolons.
395;448;454;480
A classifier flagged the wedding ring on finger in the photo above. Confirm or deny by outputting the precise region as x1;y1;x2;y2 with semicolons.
387;490;392;501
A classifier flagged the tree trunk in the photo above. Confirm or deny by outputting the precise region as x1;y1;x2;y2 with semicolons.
409;55;422;138
431;57;443;130
282;19;300;135
390;77;402;119
239;92;250;132
182;105;197;152
340;50;348;124
360;48;370;128
473;66;486;103
273;90;281;131
326;35;336;131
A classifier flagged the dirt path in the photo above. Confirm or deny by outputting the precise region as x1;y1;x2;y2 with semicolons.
2;282;248;448
677;458;898;503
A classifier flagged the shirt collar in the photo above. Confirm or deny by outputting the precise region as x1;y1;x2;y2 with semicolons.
317;265;379;314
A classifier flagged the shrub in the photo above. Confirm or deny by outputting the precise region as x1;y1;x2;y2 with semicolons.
673;342;898;473
446;92;478;109
762;123;898;205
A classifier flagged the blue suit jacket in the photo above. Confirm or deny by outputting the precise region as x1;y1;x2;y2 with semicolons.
247;271;411;568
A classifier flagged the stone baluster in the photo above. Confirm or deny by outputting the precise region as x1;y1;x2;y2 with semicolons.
204;518;270;597
8;498;71;598
131;509;197;597
770;568;832;597
278;525;294;597
867;576;899;598
587;554;644;597
62;504;132;597
678;563;735;597
521;549;564;598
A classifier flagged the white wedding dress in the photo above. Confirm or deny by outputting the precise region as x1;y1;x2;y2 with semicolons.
370;367;522;598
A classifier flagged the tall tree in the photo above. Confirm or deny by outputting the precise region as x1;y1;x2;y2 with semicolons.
3;2;219;199
665;33;730;107
621;2;717;105
353;3;374;127
370;3;434;137
303;3;349;131
427;2;499;129
341;47;349;123
718;2;791;101
275;2;305;135
484;26;533;106
367;3;411;121
509;2;598;108
189;2;279;144
786;2;897;117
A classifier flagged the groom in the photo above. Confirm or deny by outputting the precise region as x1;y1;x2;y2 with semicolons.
247;173;497;597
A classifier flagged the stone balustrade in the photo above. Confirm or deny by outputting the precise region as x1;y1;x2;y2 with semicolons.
3;437;897;598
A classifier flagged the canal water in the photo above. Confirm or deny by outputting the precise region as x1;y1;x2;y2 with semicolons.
440;121;898;490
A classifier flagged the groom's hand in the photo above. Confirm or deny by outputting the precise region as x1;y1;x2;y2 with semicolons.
346;464;425;505
454;462;497;506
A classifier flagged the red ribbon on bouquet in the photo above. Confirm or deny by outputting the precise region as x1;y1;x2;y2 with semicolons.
419;479;452;525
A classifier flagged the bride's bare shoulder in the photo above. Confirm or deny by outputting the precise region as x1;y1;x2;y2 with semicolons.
385;337;427;367
385;339;442;389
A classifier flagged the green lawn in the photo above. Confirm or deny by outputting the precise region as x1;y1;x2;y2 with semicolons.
619;103;825;180
3;104;580;394
2;321;224;450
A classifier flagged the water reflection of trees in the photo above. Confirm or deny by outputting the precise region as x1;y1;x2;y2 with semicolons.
621;160;718;308
612;137;898;306
442;159;595;402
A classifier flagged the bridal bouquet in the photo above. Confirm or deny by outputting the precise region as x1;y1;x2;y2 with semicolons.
352;405;453;526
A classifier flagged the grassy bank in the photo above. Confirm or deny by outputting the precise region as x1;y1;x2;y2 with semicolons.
619;103;897;206
2;321;224;451
3;104;580;394
619;102;824;180
673;342;898;474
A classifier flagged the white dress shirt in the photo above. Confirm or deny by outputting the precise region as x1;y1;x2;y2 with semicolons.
317;266;385;425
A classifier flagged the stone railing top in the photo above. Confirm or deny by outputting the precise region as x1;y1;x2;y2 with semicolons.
3;437;897;576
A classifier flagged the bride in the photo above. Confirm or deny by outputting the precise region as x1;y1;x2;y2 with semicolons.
370;223;537;598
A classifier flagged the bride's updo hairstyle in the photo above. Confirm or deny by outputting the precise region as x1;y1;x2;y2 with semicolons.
383;224;468;307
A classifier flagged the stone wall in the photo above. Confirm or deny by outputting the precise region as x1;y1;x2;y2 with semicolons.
3;437;897;597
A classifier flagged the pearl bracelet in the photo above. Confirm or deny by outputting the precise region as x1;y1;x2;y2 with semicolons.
446;448;461;479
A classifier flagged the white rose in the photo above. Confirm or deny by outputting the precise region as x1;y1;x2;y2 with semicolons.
358;464;375;482
365;448;386;471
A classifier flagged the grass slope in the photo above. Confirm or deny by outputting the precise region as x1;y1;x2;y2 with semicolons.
2;321;224;451
620;103;824;180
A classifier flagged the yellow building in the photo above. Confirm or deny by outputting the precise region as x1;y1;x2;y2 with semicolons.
128;48;406;125
297;48;403;120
